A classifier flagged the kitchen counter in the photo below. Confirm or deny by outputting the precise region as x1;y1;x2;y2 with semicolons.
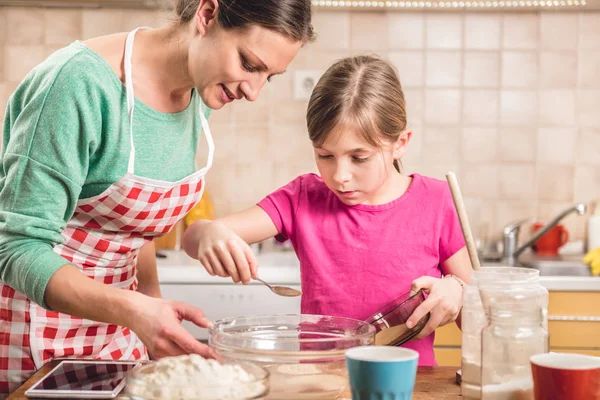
157;250;600;291
8;359;461;400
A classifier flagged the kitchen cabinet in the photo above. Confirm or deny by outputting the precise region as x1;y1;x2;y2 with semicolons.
433;291;600;366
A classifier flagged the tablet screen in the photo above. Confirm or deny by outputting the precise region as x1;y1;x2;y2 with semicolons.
31;361;138;393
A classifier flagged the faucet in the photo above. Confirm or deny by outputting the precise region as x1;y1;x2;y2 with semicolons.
502;203;588;266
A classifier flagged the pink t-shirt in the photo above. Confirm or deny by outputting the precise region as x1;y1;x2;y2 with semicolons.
257;173;465;366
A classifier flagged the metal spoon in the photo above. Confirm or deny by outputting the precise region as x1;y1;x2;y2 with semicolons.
253;277;302;297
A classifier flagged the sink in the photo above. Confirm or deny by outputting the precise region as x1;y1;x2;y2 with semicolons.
517;253;592;277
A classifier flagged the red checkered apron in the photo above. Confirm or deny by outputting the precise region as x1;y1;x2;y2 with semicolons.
0;27;215;396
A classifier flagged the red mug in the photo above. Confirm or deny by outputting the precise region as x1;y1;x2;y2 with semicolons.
531;353;600;400
532;222;569;256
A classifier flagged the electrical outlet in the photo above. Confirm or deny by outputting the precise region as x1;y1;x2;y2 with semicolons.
293;70;323;101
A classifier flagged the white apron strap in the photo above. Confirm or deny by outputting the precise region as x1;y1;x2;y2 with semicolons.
124;28;215;176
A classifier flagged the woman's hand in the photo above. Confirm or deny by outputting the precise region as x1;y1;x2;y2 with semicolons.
405;276;464;340
182;220;258;284
130;295;217;360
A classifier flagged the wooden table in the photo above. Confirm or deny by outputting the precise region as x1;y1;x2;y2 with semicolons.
9;360;461;400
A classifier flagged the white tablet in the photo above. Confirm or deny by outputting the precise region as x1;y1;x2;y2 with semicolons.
24;359;140;399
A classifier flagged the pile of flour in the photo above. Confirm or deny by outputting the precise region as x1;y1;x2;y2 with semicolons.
126;354;266;400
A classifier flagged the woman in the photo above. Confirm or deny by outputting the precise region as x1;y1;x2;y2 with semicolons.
0;0;314;393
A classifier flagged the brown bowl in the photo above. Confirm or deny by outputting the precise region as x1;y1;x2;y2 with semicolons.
365;290;430;346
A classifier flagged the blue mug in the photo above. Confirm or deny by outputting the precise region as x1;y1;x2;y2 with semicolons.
345;346;419;400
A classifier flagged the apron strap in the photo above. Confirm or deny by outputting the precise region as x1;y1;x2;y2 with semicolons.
124;27;140;174
124;28;215;175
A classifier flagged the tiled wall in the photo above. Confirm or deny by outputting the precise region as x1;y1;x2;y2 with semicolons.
1;6;599;242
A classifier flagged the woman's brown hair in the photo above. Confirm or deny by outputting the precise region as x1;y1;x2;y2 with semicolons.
306;55;407;173
176;0;315;43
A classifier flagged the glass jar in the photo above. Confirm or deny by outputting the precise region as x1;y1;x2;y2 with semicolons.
460;267;549;400
461;275;488;399
480;299;549;400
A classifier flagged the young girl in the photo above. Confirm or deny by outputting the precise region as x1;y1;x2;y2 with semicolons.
182;55;471;366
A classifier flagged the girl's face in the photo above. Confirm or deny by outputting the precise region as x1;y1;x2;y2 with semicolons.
314;126;410;206
189;17;302;110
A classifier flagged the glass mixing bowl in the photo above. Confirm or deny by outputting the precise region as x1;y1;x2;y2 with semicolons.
125;358;269;400
209;314;376;400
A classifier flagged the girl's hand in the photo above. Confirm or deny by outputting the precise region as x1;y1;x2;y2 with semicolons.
405;276;463;340
183;220;258;284
130;295;217;360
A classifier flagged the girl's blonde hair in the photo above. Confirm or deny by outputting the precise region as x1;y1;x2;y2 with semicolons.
306;55;407;173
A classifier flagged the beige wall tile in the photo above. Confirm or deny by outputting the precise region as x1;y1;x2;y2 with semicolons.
0;44;4;82
208;104;233;125
44;45;64;58
269;124;312;165
500;90;537;126
81;9;123;39
424;89;461;124
464;52;500;88
574;165;600;204
312;11;351;50
537;164;575;202
120;9;168;31
273;164;315;189
537;127;576;164
577;129;600;166
268;73;293;103
493;200;538;236
465;14;501;50
580;13;600;50
233;93;270;125
5;45;46;82
502;52;538;89
578;90;600;128
209;123;235;162
404;88;424;119
7;8;44;46
0;9;7;46
498;164;537;200
462;164;499;199
389;51;424;87
403;120;423;166
425;51;461;87
540;13;578;50
463;90;499;125
503;14;538;50
271;99;307;126
305;49;350;70
234;125;270;164
419;163;461;181
44;9;81;46
539;51;577;89
426;14;462;50
539;90;576;127
207;161;236;208
235;161;275;205
388;13;424;50
350;13;388;51
579;51;600;88
462;127;498;163
498;127;537;162
422;126;460;164
0;83;8;118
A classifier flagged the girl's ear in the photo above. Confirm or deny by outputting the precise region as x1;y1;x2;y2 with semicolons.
393;129;412;160
195;0;219;36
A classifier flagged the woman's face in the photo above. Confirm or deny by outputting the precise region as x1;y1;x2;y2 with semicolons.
189;23;302;110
